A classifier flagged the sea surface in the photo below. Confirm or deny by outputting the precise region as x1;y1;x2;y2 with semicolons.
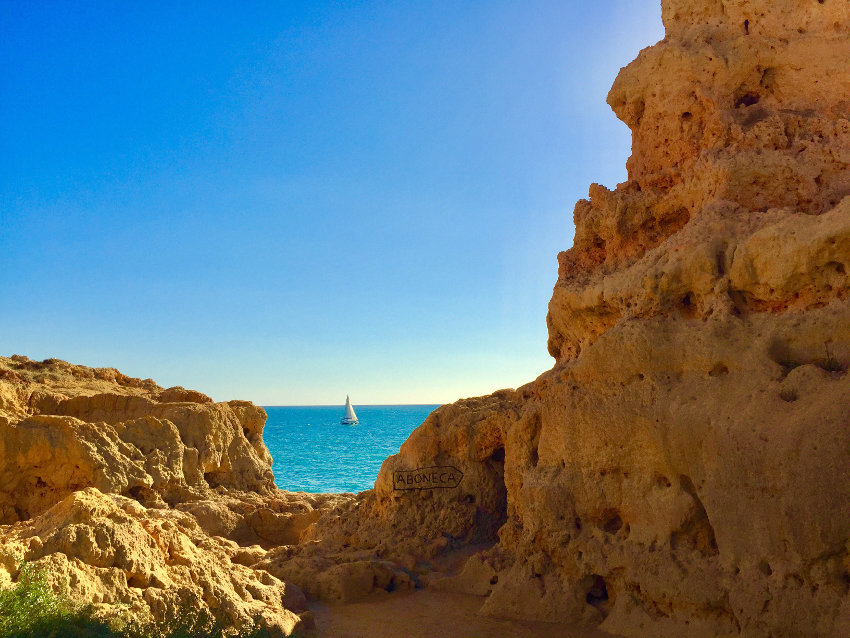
263;404;440;493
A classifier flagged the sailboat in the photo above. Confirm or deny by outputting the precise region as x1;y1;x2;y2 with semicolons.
340;395;358;425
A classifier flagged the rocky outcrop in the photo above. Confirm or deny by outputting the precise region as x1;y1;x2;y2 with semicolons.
547;0;850;362
0;489;306;635
0;356;341;634
291;2;850;636
0;359;278;522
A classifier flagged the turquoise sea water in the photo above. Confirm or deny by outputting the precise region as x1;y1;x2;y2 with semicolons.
263;404;440;493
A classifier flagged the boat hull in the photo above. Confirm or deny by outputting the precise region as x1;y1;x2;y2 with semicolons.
340;417;358;425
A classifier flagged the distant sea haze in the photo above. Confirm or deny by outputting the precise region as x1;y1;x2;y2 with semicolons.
264;405;439;493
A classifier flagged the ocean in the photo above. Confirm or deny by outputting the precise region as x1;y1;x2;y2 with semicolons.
263;404;440;493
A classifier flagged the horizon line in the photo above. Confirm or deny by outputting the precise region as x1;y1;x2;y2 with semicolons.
260;403;444;408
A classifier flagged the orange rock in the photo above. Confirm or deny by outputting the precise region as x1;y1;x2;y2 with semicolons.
0;357;331;633
297;2;850;636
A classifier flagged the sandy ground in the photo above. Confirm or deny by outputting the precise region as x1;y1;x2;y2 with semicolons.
309;590;621;638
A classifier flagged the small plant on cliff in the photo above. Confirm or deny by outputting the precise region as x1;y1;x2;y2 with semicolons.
0;562;111;637
820;342;845;373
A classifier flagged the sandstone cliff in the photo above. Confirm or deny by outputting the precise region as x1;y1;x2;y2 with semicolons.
0;356;348;635
284;1;850;636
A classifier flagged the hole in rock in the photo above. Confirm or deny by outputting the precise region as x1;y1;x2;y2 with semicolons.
128;485;147;503
680;292;698;318
715;249;726;276
490;575;499;585
743;19;750;34
470;446;508;545
632;98;645;125
463;494;475;504
602;511;623;534
734;92;761;108
681;111;692;120
127;574;148;589
584;574;610;616
529;448;539;467
759;560;773;576
827;261;846;275
574;517;583;532
728;290;748;316
709;363;729;377
779;388;798;402
242;427;250;438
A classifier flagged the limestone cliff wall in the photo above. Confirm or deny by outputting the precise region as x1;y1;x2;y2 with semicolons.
548;0;849;362
297;2;850;636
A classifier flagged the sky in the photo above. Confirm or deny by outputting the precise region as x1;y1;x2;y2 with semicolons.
0;1;664;405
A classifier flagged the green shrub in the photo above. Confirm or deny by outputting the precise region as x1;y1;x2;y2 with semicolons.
0;562;112;637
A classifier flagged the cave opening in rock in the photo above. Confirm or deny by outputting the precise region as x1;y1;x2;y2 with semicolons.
584;574;610;616
128;485;147;503
470;446;508;545
490;446;505;463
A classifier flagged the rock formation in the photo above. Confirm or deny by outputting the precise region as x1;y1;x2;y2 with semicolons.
280;1;850;636
1;1;848;637
0;356;347;635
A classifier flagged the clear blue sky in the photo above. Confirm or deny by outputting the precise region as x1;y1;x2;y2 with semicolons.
0;1;663;405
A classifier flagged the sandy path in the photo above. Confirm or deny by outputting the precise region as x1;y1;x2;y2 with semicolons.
309;590;621;638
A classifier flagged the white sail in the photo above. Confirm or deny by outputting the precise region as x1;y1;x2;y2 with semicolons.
342;395;358;424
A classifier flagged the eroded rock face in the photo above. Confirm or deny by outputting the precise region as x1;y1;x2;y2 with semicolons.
0;357;276;522
1;488;305;635
297;2;850;636
547;0;850;362
0;356;339;634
